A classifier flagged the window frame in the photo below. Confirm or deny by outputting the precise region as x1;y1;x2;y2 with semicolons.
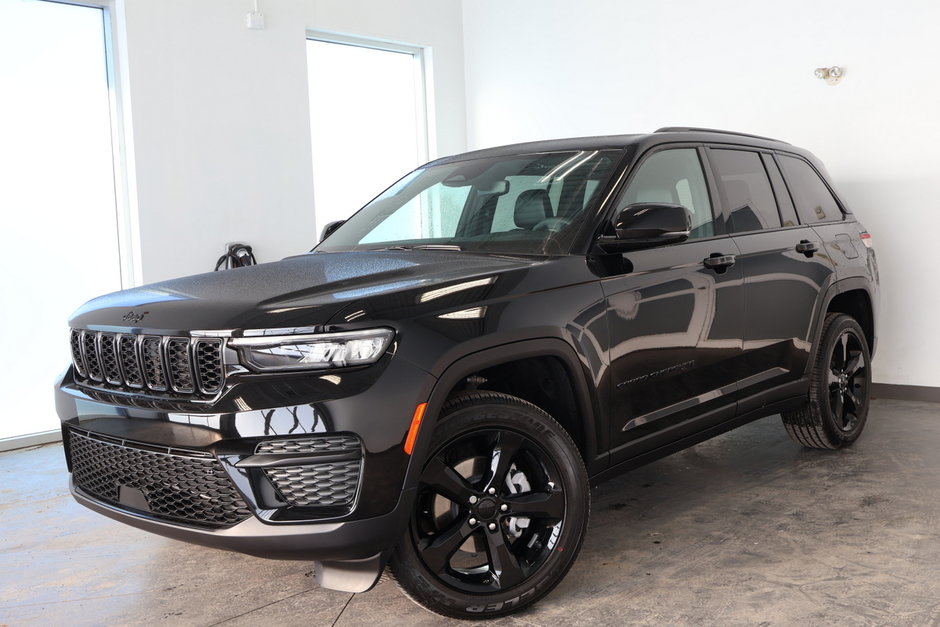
597;143;729;244
772;151;848;226
306;30;433;165
761;153;799;228
30;0;140;288
704;146;785;235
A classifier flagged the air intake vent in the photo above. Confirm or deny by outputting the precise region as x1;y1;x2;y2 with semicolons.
68;428;250;528
256;435;363;514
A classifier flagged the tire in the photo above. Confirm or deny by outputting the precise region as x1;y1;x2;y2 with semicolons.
781;313;871;449
389;391;590;619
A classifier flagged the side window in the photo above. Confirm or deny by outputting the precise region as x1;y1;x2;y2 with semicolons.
762;153;798;227
620;148;714;239
709;149;781;233
778;155;843;224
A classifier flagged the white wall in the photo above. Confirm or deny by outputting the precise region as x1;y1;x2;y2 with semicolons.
119;0;465;284
462;0;940;388
115;0;936;387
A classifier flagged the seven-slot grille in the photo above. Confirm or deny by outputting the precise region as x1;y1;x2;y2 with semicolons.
70;329;224;397
68;429;251;528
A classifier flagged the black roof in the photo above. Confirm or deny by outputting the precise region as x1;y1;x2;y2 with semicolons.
430;128;804;166
654;127;788;144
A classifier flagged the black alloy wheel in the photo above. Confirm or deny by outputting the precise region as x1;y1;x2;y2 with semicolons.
827;325;869;433
390;391;589;619
782;313;871;449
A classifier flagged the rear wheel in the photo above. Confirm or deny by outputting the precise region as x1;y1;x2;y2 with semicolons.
390;391;589;619
782;313;871;449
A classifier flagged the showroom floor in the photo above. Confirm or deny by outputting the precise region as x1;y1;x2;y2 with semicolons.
2;398;939;626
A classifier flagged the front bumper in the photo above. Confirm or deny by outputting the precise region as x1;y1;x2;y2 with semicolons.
71;478;415;561
55;356;435;563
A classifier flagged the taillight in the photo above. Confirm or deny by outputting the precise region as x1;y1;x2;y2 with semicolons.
860;232;872;249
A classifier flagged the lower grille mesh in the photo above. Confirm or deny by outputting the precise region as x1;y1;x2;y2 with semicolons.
266;462;361;507
258;435;362;512
69;429;250;528
256;435;360;455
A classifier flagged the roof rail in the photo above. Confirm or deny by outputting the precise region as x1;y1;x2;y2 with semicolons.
655;127;789;144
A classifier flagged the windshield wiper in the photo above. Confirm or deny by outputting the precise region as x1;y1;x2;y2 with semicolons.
377;244;463;251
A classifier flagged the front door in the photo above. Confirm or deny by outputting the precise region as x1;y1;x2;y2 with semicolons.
602;147;746;463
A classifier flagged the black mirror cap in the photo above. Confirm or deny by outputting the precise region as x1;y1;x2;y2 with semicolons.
320;220;346;243
596;203;691;253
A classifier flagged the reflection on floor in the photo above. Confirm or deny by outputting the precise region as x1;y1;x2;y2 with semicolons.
2;399;939;626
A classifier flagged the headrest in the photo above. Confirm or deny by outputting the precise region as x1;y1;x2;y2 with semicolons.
514;189;553;229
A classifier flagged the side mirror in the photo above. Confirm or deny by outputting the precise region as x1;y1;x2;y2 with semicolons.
320;220;346;243
595;203;691;253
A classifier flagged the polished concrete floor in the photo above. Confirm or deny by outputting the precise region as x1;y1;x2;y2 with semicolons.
2;398;940;626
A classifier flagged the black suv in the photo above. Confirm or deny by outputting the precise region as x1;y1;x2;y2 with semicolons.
57;128;878;618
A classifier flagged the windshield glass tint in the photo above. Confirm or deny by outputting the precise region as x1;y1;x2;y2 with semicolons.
316;150;622;255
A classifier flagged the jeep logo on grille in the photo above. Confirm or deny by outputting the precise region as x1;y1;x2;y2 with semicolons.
122;310;148;324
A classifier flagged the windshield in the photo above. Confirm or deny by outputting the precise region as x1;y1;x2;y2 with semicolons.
315;150;622;255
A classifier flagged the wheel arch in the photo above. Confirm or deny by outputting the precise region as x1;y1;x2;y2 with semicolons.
806;278;876;377
403;338;606;490
821;279;876;357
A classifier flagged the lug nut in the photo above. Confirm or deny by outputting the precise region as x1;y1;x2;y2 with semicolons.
488;523;497;531
500;504;508;512
469;495;478;504
469;517;477;526
487;487;496;495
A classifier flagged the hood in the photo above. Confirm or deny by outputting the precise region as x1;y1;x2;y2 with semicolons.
69;251;545;332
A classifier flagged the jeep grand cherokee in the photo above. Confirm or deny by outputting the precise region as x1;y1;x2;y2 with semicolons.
56;128;878;618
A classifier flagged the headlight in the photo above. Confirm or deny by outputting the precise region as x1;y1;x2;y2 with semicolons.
231;328;394;372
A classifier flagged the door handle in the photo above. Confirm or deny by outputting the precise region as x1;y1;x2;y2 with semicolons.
795;240;819;257
703;253;736;273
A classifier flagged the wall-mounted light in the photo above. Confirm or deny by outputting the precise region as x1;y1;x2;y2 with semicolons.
814;66;844;86
246;0;264;29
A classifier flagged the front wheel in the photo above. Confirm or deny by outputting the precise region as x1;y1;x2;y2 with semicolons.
782;313;871;449
389;391;589;619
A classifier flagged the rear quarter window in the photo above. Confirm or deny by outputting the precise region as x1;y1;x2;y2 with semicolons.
777;154;844;224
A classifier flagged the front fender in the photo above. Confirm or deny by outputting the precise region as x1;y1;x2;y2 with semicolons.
400;337;608;492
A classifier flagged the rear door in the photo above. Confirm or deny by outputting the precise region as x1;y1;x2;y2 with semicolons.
603;146;746;462
776;153;867;282
705;147;835;408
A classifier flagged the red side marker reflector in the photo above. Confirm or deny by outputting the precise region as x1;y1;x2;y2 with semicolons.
860;232;872;248
404;403;427;455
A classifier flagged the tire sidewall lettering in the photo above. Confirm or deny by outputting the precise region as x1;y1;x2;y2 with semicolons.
465;585;538;613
